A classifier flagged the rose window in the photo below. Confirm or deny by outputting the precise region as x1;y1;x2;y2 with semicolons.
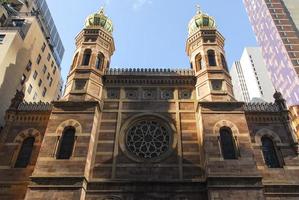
126;120;170;160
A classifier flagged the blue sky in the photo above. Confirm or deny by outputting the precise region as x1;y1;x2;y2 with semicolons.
47;0;257;81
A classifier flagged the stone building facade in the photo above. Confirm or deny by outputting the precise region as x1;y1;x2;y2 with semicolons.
0;7;299;200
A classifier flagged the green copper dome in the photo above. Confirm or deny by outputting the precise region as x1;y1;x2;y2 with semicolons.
85;8;113;33
188;6;216;35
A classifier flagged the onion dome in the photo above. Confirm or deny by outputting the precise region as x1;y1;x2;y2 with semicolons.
85;7;113;33
188;5;216;35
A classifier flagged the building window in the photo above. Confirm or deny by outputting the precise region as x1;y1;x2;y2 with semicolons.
12;19;25;27
26;60;32;71
51;61;54;68
0;34;5;44
47;53;51;61
0;14;7;26
195;53;202;71
219;127;237;159
95;53;104;70
14;137;35;168
38;79;42;87
42;65;47;74
21;74;26;85
27;84;33;94
74;80;86;91
81;49;92;66
47;73;50;80
36;54;41;64
41;42;46;52
211;80;223;91
42;87;47;97
33;92;37;100
53;66;57;74
261;136;282;168
33;71;38;80
207;50;217;66
49;77;53;86
56;127;76;160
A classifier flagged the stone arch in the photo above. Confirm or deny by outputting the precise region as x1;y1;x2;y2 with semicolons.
56;119;82;136
14;128;42;144
213;120;239;136
255;128;282;146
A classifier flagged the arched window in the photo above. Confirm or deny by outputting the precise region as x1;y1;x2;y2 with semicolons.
95;53;105;70
195;53;202;71
221;54;228;71
81;49;92;66
207;50;217;66
219;127;237;159
71;53;79;70
14;137;35;168
56;127;76;160
261;136;282;168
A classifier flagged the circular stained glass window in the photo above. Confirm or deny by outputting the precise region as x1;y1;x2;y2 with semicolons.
126;120;171;160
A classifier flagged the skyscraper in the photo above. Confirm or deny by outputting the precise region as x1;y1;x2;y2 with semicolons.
0;0;64;126
230;47;276;103
244;0;299;106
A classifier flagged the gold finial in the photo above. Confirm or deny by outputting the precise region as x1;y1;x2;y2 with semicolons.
196;4;201;14
99;6;105;14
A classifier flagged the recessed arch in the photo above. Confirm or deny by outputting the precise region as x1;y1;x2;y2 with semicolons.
255;128;282;146
56;119;82;136
14;128;41;144
71;52;79;70
95;52;105;70
81;49;92;66
213;120;239;136
195;53;202;71
207;49;217;66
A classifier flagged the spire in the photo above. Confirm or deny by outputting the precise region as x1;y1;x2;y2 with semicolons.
196;4;201;14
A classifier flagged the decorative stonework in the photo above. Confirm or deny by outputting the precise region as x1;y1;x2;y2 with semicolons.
126;120;170;160
14;128;41;144
56;119;82;136
160;89;174;100
213;120;239;136
125;88;139;99
255;128;282;146
179;89;192;99
119;114;177;163
143;89;157;100
106;88;120;99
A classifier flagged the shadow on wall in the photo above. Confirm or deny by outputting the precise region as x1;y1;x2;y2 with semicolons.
0;44;34;126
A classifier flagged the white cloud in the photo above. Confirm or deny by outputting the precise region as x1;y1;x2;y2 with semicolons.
132;0;153;10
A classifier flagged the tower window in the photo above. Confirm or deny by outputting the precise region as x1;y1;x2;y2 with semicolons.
82;49;92;66
95;53;105;70
14;137;35;168
195;53;202;71
207;50;217;66
219;127;237;159
71;53;79;70
261;136;282;168
221;54;228;71
56;127;76;160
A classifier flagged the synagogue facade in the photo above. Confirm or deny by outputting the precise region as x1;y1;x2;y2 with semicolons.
0;7;299;200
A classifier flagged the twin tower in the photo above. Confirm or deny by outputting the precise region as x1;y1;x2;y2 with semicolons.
65;7;235;102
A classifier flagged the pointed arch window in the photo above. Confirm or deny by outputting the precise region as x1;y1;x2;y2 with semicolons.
82;49;92;66
56;127;76;160
219;127;237;159
261;136;282;168
14;137;35;168
195;53;202;71
95;53;105;70
207;50;217;66
221;54;228;71
71;52;79;70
